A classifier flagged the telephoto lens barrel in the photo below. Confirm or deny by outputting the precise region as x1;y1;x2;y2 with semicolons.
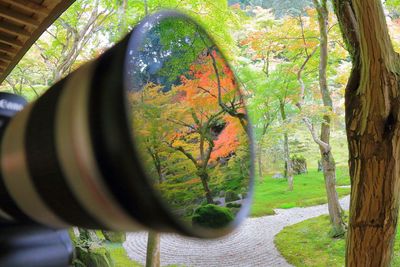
0;11;254;239
0;93;73;267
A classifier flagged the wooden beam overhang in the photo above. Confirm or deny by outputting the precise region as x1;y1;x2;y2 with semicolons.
0;0;75;84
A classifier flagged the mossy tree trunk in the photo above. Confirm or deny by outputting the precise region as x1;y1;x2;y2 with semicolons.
199;171;214;204
146;232;160;267
333;0;400;265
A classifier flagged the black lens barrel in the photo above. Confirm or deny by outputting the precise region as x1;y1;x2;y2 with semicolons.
0;33;182;234
0;11;254;239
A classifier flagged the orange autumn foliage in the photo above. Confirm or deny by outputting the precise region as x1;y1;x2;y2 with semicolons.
211;117;242;161
176;51;238;113
170;50;245;163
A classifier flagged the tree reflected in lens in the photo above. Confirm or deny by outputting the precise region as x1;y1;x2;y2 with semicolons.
126;16;251;230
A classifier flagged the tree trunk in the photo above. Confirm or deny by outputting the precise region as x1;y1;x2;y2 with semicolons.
333;0;400;265
345;56;400;266
284;133;294;191
311;0;346;237
258;143;263;180
199;171;214;204
280;100;294;191
320;149;345;237
146;232;160;267
151;149;163;184
118;0;128;37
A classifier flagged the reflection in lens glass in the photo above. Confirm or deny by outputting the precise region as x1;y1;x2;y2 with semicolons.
125;15;251;231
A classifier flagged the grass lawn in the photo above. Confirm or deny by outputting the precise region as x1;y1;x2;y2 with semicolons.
275;214;400;266
251;166;351;217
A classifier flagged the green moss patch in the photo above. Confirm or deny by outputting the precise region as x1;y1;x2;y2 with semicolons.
192;204;234;228
252;167;350;217
275;214;400;266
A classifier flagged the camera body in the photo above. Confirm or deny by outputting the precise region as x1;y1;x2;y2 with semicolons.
0;93;73;267
0;222;72;267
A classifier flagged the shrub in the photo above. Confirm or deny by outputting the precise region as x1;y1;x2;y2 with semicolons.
75;245;113;267
225;190;240;202
226;203;242;208
192;204;234;228
102;231;126;243
291;155;308;175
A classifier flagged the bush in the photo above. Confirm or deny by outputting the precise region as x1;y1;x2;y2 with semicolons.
102;231;126;243
225;190;241;202
75;245;113;267
192;204;234;228
291;155;308;175
226;203;242;208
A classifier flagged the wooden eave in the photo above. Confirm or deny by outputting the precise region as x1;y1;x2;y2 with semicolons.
0;0;75;84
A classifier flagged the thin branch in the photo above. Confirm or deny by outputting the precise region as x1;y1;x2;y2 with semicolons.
296;45;319;109
167;118;196;131
198;86;217;99
303;117;330;152
167;137;199;168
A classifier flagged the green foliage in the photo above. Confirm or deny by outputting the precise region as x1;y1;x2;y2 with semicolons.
226;202;242;208
2;0;125;98
71;229;140;267
75;245;113;267
102;231;126;243
385;0;400;18
237;3;349;182
225;190;241;202
192;204;234;228
72;229;109;267
291;154;308;175
212;144;252;196
251;167;350;217
291;154;306;162
128;17;250;219
257;122;348;174
230;0;313;17
130;0;243;59
275;214;400;266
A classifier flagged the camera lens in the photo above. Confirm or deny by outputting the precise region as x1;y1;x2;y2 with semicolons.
0;11;253;238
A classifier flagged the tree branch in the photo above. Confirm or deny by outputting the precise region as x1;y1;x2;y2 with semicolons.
332;0;360;61
303;117;330;152
169;142;199;168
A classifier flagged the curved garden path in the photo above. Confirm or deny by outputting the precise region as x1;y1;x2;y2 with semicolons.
124;196;350;267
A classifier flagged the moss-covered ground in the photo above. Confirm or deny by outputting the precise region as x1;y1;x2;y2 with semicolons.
251;166;351;217
275;214;400;266
107;243;142;267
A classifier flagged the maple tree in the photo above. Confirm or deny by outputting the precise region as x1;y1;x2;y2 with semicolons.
127;17;250;220
238;4;348;234
238;10;302;190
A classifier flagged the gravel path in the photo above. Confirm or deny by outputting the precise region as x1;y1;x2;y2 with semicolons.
124;196;350;267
